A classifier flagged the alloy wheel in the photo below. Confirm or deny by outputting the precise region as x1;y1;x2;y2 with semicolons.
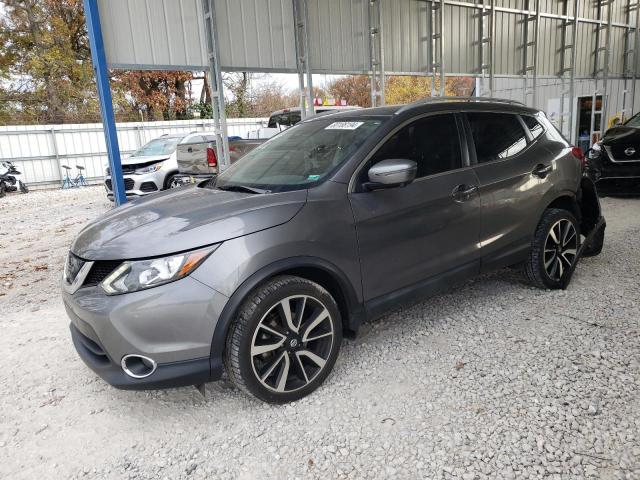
543;219;578;281
250;295;335;393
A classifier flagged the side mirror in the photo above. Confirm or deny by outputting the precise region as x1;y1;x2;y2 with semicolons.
365;159;417;190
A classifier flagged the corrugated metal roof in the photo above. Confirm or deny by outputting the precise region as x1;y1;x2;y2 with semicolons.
98;0;638;78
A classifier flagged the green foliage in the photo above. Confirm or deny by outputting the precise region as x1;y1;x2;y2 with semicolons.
0;0;195;125
196;102;213;119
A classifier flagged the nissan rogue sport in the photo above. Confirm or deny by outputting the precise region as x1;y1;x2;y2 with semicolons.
63;98;605;404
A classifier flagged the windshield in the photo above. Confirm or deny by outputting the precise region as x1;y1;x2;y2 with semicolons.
130;137;182;157
625;113;640;128
215;117;385;192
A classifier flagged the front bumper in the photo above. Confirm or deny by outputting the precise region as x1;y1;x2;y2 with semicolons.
63;276;228;389
587;153;640;194
70;323;212;389
173;173;215;186
105;169;167;200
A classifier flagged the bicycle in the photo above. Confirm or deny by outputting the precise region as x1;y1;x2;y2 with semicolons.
61;165;88;189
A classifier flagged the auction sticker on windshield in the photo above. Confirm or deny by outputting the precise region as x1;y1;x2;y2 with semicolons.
325;121;364;130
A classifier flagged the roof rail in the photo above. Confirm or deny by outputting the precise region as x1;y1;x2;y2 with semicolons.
395;96;526;115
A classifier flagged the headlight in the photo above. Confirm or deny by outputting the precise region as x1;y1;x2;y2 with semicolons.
135;162;163;174
100;246;217;295
587;145;602;160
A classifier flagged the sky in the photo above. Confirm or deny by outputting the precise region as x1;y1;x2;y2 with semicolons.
190;73;346;103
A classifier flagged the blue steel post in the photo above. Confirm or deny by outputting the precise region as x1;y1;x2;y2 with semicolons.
83;0;126;205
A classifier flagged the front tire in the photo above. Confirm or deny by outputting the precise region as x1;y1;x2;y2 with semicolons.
164;173;180;190
0;182;5;198
225;276;342;403
523;208;580;289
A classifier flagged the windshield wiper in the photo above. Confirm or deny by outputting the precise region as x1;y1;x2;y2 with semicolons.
217;184;270;194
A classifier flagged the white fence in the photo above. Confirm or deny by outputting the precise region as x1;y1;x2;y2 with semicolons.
0;118;268;189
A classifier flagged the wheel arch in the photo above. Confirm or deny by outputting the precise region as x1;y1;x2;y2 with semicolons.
544;193;580;221
209;257;364;379
162;170;180;190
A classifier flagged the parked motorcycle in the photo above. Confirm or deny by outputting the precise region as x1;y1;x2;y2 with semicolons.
0;161;29;198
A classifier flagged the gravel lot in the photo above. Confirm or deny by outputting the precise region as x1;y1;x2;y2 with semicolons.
0;186;639;480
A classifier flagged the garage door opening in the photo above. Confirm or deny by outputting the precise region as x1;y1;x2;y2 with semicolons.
576;95;603;150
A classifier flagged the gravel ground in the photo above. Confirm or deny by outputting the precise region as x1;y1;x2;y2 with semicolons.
0;187;639;480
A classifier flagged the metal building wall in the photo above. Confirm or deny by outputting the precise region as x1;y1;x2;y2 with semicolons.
492;77;640;132
98;0;209;70
0;118;267;189
215;0;298;72
305;0;370;74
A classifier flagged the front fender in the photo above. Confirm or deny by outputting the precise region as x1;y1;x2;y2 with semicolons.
205;256;364;380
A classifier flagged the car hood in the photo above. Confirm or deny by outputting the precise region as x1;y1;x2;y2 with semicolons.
121;154;172;166
72;185;307;260
602;125;640;145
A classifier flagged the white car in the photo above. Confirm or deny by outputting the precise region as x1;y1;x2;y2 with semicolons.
105;132;214;201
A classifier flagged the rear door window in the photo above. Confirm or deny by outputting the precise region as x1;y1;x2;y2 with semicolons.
467;112;528;163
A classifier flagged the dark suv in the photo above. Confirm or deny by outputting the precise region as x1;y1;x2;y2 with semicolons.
586;112;640;195
63;98;605;403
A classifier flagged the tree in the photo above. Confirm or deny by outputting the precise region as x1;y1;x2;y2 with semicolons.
0;0;196;124
0;0;99;123
327;75;371;107
325;74;475;108
114;71;194;121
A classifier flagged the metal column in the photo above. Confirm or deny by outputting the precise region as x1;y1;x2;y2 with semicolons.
559;0;579;141
202;0;230;171
622;0;640;121
590;0;613;145
293;0;314;119
368;0;385;107
83;0;126;205
478;0;495;97
521;0;539;108
430;0;445;97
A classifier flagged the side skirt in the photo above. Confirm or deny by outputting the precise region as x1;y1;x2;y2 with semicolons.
364;260;480;322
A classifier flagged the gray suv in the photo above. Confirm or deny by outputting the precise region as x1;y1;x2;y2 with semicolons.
63;98;605;403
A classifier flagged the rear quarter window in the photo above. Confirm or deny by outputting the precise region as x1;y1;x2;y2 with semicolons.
522;115;544;140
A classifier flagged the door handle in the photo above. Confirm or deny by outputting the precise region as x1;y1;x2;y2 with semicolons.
533;163;552;178
452;184;478;202
187;147;193;153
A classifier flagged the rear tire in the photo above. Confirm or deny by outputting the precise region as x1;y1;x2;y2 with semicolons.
19;181;28;194
523;208;580;289
225;275;342;403
0;182;5;198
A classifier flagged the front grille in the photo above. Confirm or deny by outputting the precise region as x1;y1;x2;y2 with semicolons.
83;260;122;287
140;181;158;192
105;178;135;191
606;145;640;162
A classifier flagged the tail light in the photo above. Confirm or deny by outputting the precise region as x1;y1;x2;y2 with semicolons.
571;146;586;166
206;147;217;167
